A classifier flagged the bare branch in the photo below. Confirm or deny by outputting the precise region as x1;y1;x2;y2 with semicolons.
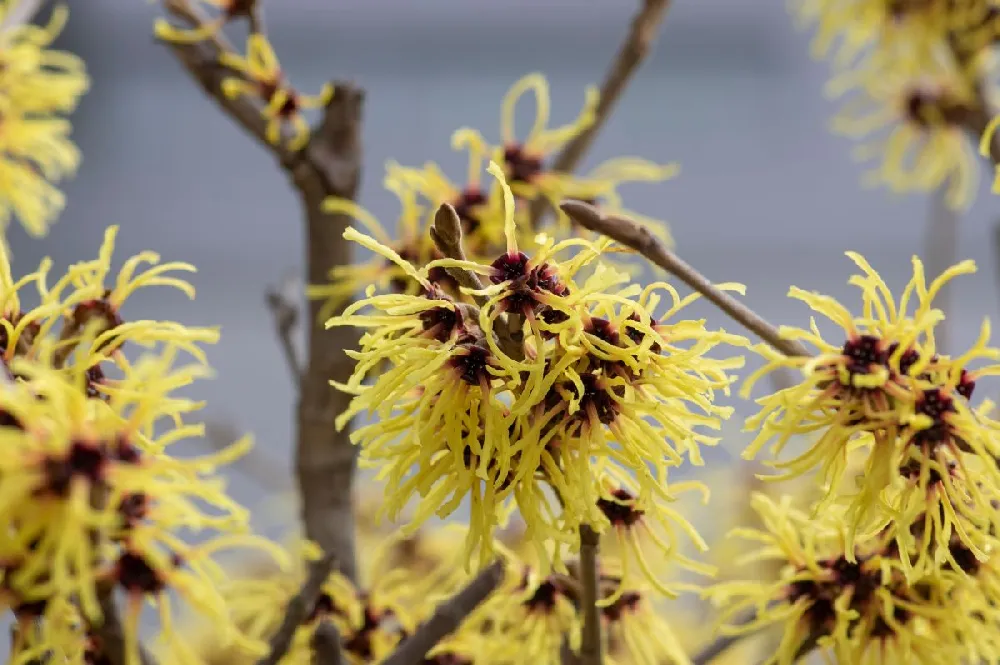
157;0;366;581
560;200;809;358
578;526;603;665
91;587;158;665
257;553;339;665
266;275;305;384
380;560;506;665
529;0;671;225
159;0;290;157
690;609;761;665
312;620;344;665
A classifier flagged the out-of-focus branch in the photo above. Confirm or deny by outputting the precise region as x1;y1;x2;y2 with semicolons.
380;560;506;665
92;587;158;665
156;1;365;582
529;0;671;226
257;553;339;665
312;620;344;665
690;609;760;665
266;275;305;384
560;200;809;358
578;526;603;665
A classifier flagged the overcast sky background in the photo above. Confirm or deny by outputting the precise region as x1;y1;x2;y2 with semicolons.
14;0;1000;512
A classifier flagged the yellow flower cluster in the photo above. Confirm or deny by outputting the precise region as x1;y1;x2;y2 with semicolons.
309;73;677;316
155;15;332;152
328;160;747;605
0;229;284;665
708;492;1000;664
188;524;695;665
791;0;999;208
0;1;88;236
703;251;1000;663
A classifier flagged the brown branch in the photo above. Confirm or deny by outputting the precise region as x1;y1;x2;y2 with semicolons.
157;2;364;581
578;526;603;665
380;560;506;665
690;609;761;665
266;276;305;384
91;587;158;665
312;620;344;665
529;0;671;225
159;0;289;157
256;553;339;665
560;200;809;358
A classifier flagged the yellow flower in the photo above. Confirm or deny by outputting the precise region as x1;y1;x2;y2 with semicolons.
154;0;254;44
309;168;445;320
826;45;981;209
741;252;1000;565
592;471;714;606
0;350;283;665
219;34;333;151
331;162;746;578
707;493;975;665
477;565;582;665
0;2;88;237
194;541;363;665
390;143;508;259
602;586;691;665
465;73;598;203
789;0;958;67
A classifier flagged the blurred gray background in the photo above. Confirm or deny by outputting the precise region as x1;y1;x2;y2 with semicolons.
15;0;1000;508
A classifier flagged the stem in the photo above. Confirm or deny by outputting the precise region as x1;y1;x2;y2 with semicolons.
560;200;809;358
380;560;506;665
256;553;339;665
530;0;672;226
91;587;158;665
157;0;366;585
578;526;603;665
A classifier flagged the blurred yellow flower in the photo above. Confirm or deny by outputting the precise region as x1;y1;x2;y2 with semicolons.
0;2;87;237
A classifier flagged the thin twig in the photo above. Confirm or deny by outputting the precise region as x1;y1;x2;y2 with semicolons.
91;587;158;665
690;609;759;665
431;204;489;307
157;0;365;581
380;560;506;665
266;276;305;384
578;526;603;665
257;553;339;665
529;0;671;226
560;200;809;358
